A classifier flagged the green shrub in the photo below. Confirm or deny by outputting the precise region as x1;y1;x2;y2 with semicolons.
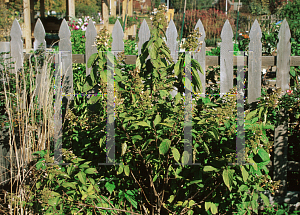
7;4;300;215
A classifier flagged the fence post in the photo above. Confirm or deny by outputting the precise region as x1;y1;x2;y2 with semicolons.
33;18;46;109
193;19;206;97
273;18;291;202
220;19;233;96
248;19;262;104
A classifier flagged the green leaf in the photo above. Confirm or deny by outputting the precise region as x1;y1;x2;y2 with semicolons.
124;192;138;209
121;142;127;156
153;172;159;182
77;172;86;184
224;120;230;128
159;139;171;155
48;196;60;206
174;93;182;105
136;56;141;70
87;53;98;68
79;164;89;168
36;181;41;189
171;147;180;162
205;202;211;211
117;164;123;175
161;47;172;62
153;114;161;127
181;151;190;166
258;148;270;162
203;166;219;172
241;166;248;182
85;168;98;174
260;193;270;206
168;195;175;203
174;59;183;76
290;68;296;77
223;168;234;191
62;182;76;189
209;127;219;140
238;185;248;192
36;161;44;170
210;202;218;214
158;123;173;127
87;94;101;105
246;109;258;120
124;165;130;176
105;181;115;195
175;166;183;178
258;107;264;120
149;45;157;60
190;63;203;93
202;142;210;155
100;69;107;83
136;121;150;127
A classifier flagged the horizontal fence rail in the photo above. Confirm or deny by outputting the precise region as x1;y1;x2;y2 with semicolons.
22;54;300;67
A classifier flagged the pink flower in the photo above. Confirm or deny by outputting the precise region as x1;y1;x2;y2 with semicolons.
82;36;84;38
287;90;293;95
75;25;79;30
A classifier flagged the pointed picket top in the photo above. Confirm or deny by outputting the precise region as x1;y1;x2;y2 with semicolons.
194;19;206;96
276;18;291;93
220;19;233;41
59;19;71;38
195;19;205;41
59;19;72;51
248;19;262;104
278;18;291;43
10;18;22;39
249;19;262;40
85;19;97;76
138;19;150;55
34;18;46;51
166;19;178;63
10;18;23;72
112;19;124;52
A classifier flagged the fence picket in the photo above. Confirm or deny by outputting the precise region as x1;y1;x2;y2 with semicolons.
166;19;178;63
85;20;98;77
248;19;262;104
194;19;206;96
273;18;291;202
10;19;23;73
166;19;178;97
112;19;124;53
276;18;291;92
59;19;73;105
138;19;150;55
34;18;46;109
220;19;234;96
